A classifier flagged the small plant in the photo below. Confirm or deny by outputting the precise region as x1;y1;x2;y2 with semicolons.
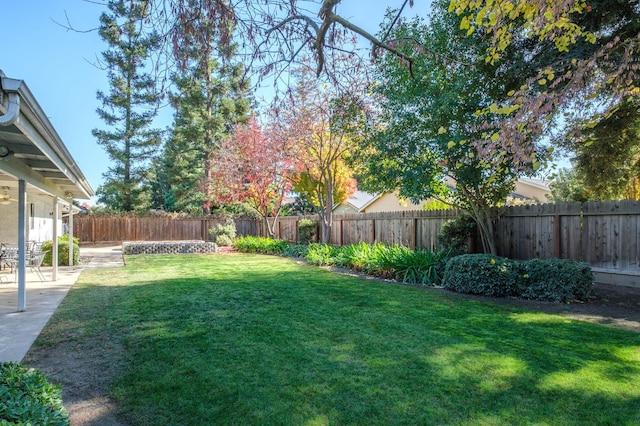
438;215;476;256
283;244;309;258
209;219;237;247
393;248;448;286
233;236;289;255
297;219;317;244
0;362;69;425
304;243;339;266
42;235;80;266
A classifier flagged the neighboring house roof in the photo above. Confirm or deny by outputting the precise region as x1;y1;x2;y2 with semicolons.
339;190;380;212
338;178;552;214
515;177;551;192
511;178;551;202
0;70;94;200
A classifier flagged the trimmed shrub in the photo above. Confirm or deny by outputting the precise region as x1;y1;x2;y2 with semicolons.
0;362;69;425
443;254;521;297
438;215;476;256
42;235;80;266
520;258;594;302
297;219;317;244
209;220;237;246
443;254;594;302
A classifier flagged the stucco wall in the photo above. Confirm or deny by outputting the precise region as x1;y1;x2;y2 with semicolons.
0;196;62;243
363;193;426;213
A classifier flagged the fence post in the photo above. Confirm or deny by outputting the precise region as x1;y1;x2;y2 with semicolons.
554;214;561;258
372;219;376;243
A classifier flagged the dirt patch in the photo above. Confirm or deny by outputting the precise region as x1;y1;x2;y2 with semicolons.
428;282;640;332
331;266;640;332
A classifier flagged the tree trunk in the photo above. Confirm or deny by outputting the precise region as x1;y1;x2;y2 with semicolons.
319;181;334;243
472;208;497;255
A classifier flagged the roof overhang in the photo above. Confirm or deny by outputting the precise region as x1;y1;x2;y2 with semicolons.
0;70;94;201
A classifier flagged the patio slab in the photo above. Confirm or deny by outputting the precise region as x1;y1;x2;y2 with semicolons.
0;245;123;362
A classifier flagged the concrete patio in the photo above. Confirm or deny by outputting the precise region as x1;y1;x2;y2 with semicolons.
0;245;123;362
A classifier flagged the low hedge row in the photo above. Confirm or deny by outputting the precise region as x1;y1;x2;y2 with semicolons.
234;237;595;303
0;362;69;425
443;254;594;302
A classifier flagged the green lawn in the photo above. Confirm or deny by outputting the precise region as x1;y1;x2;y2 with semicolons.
31;254;640;425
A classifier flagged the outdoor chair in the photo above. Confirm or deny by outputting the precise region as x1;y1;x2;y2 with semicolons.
28;250;48;282
0;244;18;272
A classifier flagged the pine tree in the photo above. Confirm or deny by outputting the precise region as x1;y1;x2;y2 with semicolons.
164;2;251;214
93;0;162;212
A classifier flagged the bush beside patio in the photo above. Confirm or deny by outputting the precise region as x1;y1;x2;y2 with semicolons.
0;362;68;425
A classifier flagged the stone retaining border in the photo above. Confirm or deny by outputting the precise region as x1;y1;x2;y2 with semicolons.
122;241;217;255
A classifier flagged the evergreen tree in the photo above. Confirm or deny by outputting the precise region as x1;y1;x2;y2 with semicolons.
93;0;162;212
164;1;251;214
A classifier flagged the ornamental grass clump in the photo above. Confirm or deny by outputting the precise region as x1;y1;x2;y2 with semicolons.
392;248;448;286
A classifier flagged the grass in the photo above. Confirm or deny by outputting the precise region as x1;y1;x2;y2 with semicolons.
29;254;640;425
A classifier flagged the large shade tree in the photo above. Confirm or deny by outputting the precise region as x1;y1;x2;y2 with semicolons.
449;0;640;177
358;0;542;254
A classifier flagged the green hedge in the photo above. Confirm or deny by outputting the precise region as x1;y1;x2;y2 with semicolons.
520;258;594;302
443;254;594;302
233;237;594;300
42;239;80;266
0;362;69;425
297;219;317;244
442;254;521;297
233;237;447;286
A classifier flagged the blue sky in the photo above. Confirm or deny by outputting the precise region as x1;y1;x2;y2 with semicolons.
2;0;432;201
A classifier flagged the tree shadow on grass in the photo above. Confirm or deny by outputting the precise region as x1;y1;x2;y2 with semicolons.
23;255;640;425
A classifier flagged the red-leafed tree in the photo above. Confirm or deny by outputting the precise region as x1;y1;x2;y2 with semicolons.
216;115;293;237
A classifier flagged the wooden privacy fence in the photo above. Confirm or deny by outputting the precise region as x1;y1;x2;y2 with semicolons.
239;201;640;282
494;201;639;283
74;200;639;283
74;216;230;243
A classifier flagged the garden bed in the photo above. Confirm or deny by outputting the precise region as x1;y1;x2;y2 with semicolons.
122;240;217;255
